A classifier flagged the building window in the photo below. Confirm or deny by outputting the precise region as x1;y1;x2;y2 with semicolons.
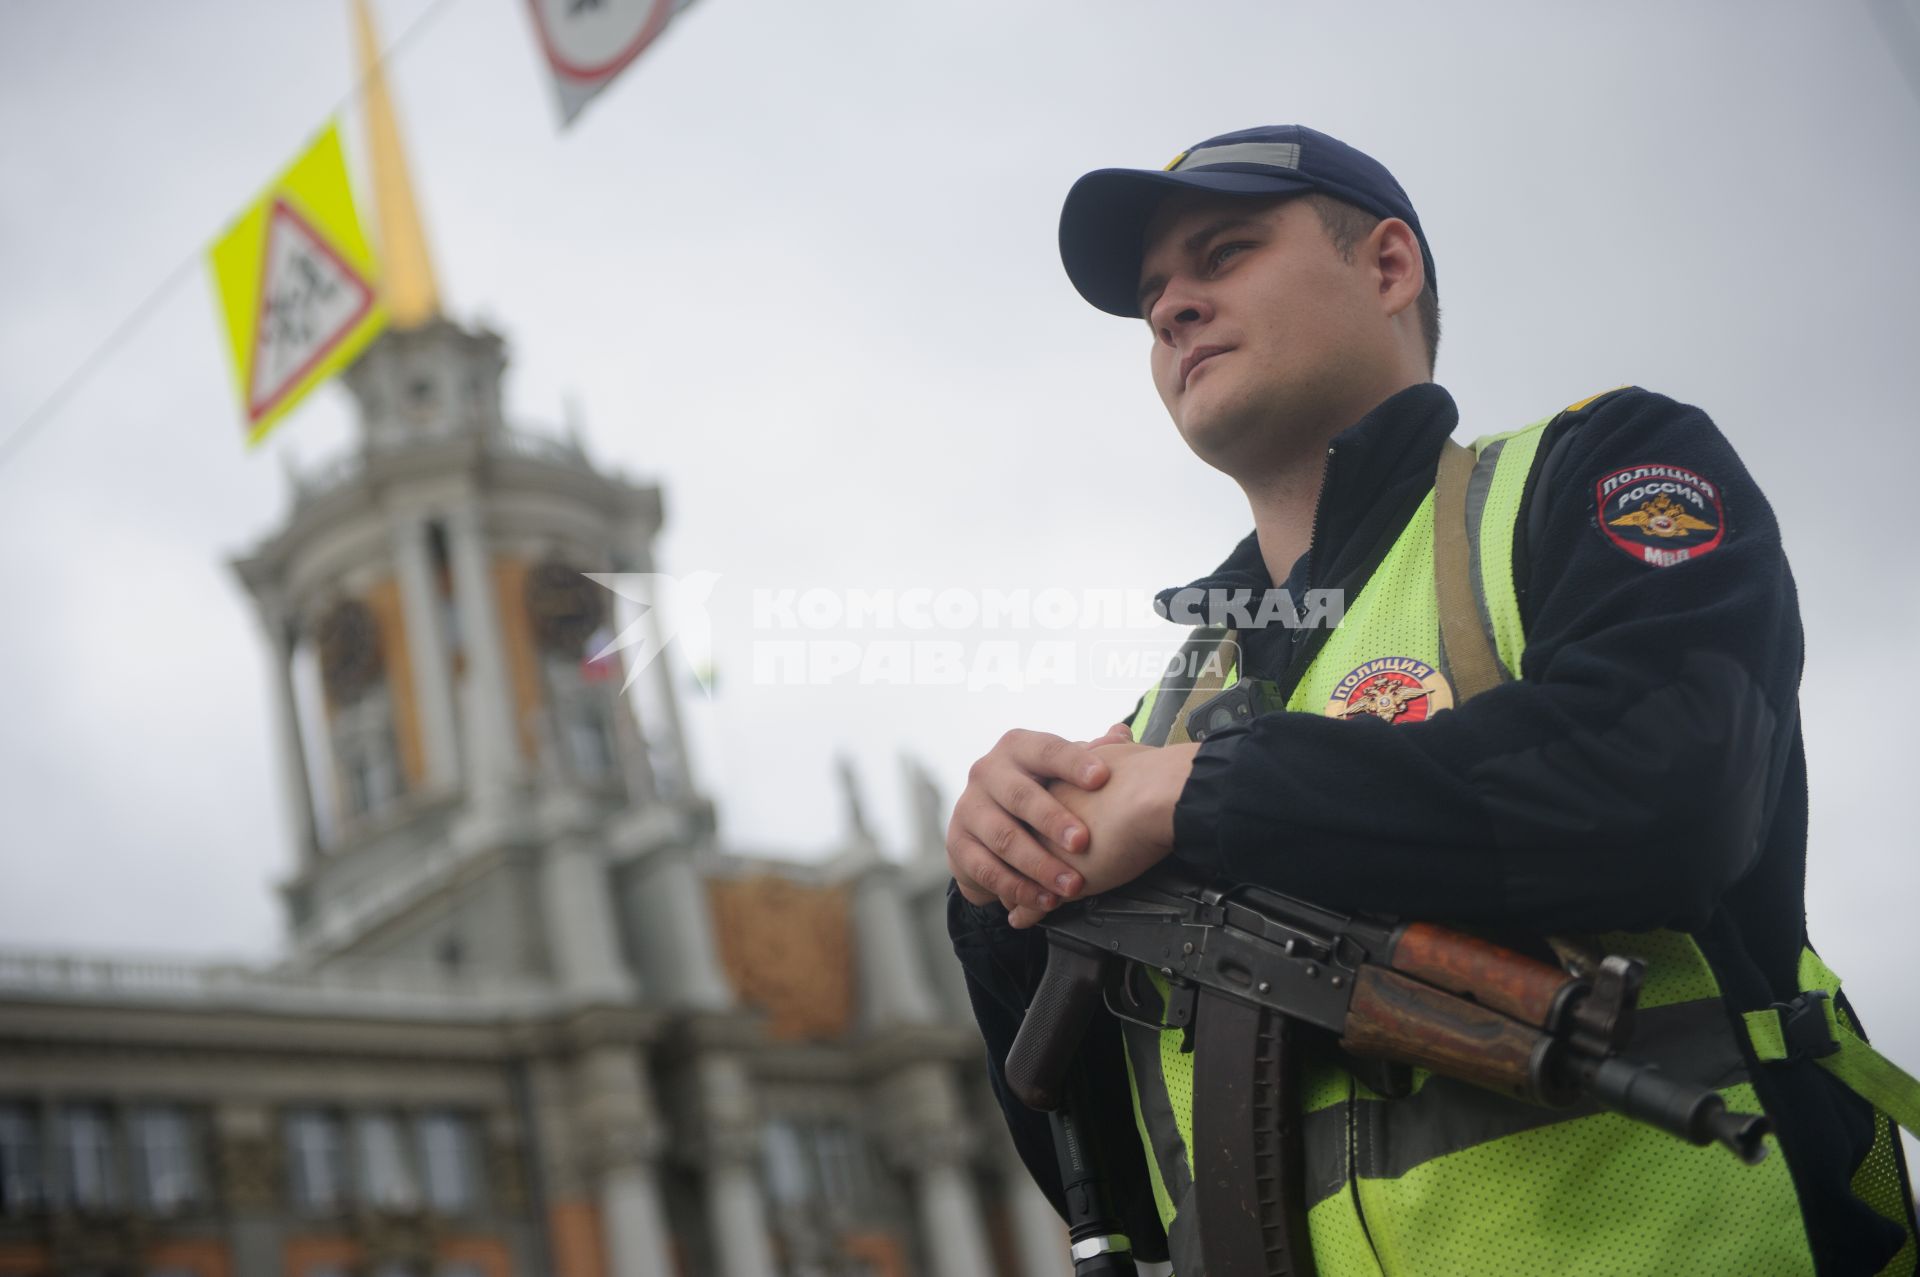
564;699;615;780
286;1109;347;1215
60;1104;119;1211
415;1112;477;1216
761;1119;810;1207
760;1116;880;1214
345;740;400;815
334;695;402;820
0;1103;43;1215
354;1113;419;1211
131;1105;201;1214
542;648;620;785
813;1119;875;1213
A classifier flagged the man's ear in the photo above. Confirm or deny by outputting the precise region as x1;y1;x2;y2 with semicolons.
1370;217;1425;318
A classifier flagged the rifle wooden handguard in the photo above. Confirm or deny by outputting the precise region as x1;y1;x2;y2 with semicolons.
1389;921;1585;1033
1339;965;1566;1104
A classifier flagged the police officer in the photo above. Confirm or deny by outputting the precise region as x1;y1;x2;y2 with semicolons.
948;125;1919;1274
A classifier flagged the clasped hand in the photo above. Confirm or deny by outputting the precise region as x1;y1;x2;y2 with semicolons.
946;725;1200;929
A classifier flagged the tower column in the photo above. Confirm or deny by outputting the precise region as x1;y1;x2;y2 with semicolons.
615;534;693;797
573;1045;676;1277
881;1062;994;1277
641;579;692;797
608;683;659;803
852;861;941;1032
539;810;633;1000
389;511;460;792
695;1053;777;1277
600;1162;675;1277
1006;1144;1073;1277
622;843;732;1010
447;502;520;815
916;1158;997;1277
260;599;320;868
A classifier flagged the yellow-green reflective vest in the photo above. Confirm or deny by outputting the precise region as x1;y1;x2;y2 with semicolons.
1123;415;1916;1276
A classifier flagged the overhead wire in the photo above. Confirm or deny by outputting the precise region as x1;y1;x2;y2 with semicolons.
0;0;469;480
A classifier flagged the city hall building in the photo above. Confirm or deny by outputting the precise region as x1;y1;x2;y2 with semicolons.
0;20;1067;1274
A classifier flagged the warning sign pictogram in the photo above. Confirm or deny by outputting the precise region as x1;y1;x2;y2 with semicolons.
208;121;388;447
248;198;376;424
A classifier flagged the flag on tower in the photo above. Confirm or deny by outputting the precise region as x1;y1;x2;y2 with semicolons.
207;121;388;447
580;623;622;683
526;0;699;128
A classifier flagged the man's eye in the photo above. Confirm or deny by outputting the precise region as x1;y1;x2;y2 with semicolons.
1208;243;1249;271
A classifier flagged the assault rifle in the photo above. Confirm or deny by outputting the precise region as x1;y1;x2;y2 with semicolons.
1007;863;1770;1275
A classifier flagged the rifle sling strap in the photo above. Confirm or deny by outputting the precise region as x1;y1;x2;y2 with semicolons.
1144;625;1238;748
1433;436;1507;701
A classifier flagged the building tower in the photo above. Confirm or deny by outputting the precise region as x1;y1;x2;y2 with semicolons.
0;5;1073;1274
226;4;752;1272
230;0;723;1010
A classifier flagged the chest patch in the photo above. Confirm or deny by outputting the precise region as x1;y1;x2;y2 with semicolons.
1325;657;1453;723
1594;463;1725;567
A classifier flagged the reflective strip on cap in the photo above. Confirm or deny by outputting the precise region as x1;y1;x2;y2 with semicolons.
1172;141;1302;171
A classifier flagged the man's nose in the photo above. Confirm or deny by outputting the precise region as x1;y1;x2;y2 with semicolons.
1150;279;1210;346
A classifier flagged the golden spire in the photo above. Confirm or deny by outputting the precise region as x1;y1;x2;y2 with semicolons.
352;0;441;328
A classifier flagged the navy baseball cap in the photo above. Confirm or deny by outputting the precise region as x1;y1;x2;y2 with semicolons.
1059;124;1436;318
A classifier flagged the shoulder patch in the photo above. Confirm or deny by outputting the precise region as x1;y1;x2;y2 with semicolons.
1594;463;1725;567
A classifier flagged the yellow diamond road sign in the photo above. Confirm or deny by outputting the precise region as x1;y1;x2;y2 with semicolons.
208;121;387;447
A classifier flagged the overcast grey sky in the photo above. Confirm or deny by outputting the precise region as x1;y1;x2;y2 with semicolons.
1;0;1916;1091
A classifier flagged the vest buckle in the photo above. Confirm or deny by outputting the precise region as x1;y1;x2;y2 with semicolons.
1772;990;1840;1063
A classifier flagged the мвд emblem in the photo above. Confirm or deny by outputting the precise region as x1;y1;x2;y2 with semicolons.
1324;657;1453;724
1594;463;1725;567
